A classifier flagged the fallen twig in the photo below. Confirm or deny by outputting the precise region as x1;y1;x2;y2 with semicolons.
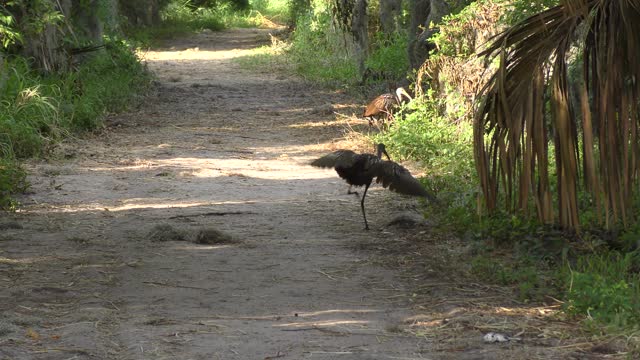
315;270;338;281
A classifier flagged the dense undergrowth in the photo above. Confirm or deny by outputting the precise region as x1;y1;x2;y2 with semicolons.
233;0;640;348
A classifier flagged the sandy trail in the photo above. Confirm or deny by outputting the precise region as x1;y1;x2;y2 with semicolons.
0;28;434;359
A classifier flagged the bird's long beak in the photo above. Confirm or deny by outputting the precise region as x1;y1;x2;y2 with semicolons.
399;88;412;101
378;147;391;161
376;144;391;160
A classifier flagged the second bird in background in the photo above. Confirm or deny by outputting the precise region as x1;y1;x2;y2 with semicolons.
363;87;412;130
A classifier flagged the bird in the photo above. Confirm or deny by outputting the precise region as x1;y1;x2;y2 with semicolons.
363;87;412;129
311;143;437;230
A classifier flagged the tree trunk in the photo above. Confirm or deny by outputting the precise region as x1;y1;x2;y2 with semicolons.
407;0;449;70
379;0;401;35
351;0;369;79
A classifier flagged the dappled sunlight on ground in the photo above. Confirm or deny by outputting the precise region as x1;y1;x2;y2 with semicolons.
275;319;370;328
144;48;259;61
0;256;53;265
171;244;235;251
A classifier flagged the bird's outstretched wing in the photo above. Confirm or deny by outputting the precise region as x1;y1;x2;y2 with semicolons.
310;150;358;169
371;161;439;203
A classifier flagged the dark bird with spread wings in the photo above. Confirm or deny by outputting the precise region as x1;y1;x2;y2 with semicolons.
311;143;437;230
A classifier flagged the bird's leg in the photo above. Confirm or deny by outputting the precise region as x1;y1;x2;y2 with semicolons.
375;115;383;132
347;185;359;196
360;182;371;230
384;112;394;131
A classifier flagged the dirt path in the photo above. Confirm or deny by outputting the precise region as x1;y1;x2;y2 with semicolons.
0;28;437;359
1;27;610;360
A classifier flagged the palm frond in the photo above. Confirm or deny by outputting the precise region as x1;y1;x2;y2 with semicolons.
474;0;640;230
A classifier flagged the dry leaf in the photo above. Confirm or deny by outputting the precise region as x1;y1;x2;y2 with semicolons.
25;328;40;340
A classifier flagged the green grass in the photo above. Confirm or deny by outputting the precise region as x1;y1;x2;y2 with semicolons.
470;254;558;302
45;39;151;131
563;250;640;330
372;89;477;233
127;4;225;46
365;31;410;81
287;11;358;85
0;58;63;158
0;38;151;208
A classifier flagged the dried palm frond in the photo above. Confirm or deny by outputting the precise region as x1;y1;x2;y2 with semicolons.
474;0;640;230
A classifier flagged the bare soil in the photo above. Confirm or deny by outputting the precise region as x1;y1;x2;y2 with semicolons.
0;27;619;359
